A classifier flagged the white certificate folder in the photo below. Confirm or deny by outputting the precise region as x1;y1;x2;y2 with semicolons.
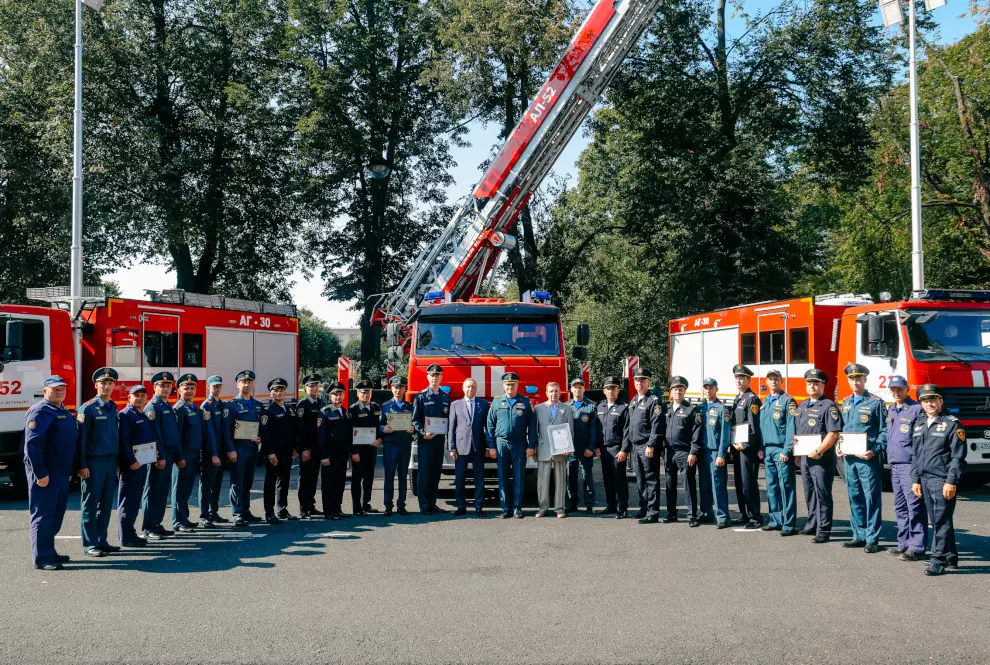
132;442;157;465
548;423;574;455
233;420;260;440
792;435;822;457
733;424;750;447
352;428;377;445
425;417;448;435
838;432;868;455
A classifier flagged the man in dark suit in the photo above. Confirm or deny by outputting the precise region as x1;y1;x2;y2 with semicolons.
448;378;491;517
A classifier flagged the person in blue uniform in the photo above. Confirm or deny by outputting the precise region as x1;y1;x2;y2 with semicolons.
596;376;630;517
171;373;203;533
224;370;265;527
626;369;664;524
839;363;887;553
698;378;731;528
566;378;598;514
663;376;702;525
729;364;762;528
261;378;298;523
118;385;153;547
349;379;383;516
296;374;325;519
795;368;842;543
142;372;184;540
381;375;416;517
412;364;451;515
76;367;121;557
24;376;77;570
759;369;798;535
885;375;928;561
199;376;227;526
486;372;537;518
911;384;967;576
319;381;353;519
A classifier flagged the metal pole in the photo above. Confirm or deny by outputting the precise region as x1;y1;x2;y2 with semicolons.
71;0;84;407
908;0;925;291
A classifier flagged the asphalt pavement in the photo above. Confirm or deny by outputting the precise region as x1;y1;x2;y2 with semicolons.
1;460;988;665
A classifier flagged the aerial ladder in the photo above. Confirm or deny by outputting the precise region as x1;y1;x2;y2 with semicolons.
372;0;663;350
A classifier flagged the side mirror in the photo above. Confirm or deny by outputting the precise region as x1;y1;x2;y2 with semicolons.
4;319;24;362
387;345;404;361
576;323;590;346
572;346;588;361
867;315;884;344
385;322;402;347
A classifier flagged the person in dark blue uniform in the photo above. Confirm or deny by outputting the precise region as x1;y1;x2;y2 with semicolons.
76;367;121;557
381;375;416;517
319;381;352;519
412;364;451;514
349;379;383;516
626;368;664;524
118;385;153;547
795;368;841;543
142;372;184;540
699;378;731;528
729;364;762;528
296;374;325;519
224;370;265;527
24;376;77;570
663;376;702;525
596;376;630;517
199;376;227;526
839;363;887;553
171;373;203;533
758;369;798;535
486;372;537;518
566;378;598;514
911;384;967;576
885;375;928;561
261;378;297;523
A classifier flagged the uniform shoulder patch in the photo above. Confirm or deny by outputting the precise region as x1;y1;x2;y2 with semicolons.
654;406;661;415
788;404;797;416
829;407;839;419
203;410;211;421
145;406;156;421
27;420;36;430
695;412;702;423
298;408;305;418
76;412;85;423
261;415;269;425
957;429;966;441
723;411;731;423
750;404;759;415
223;408;229;418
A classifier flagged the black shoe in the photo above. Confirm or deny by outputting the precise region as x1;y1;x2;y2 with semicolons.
327;513;341;520
55;554;71;563
761;524;780;532
615;511;627;520
98;544;121;553
639;516;659;524
37;563;63;571
688;519;700;528
175;524;197;533
633;510;647;520
864;543;884;554
731;517;748;525
85;548;106;558
946;559;959;570
353;509;367;517
430;505;448;514
243;514;262;523
265;515;281;525
122;539;147;548
397;507;409;516
780;530;798;537
716;522;730;529
500;511;512;519
925;563;946;576
278;511;299;521
199;520;215;529
299;511;311;520
812;535;830;544
475;509;484;518
211;514;230;524
597;507;617;515
801;527;815;536
843;540;866;549
888;547;906;557
363;505;380;514
155;528;174;537
697;515;715;524
513;508;524;519
233;518;247;527
454;507;467;516
660;516;678;524
309;508;325;517
144;531;164;541
745;520;762;530
384;508;393;517
586;506;595;514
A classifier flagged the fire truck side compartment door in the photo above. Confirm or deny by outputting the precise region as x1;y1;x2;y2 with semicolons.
205;328;255;397
0;313;50;433
254;331;298;398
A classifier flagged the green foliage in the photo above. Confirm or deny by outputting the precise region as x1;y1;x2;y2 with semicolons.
298;307;343;376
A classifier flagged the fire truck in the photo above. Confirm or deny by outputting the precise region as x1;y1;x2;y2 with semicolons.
363;0;663;492
0;287;299;494
668;290;990;485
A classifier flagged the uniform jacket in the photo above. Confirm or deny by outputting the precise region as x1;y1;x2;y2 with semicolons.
911;415;967;485
760;392;798;456
886;399;924;464
145;395;183;461
448;396;490;455
261;401;296;456
224;395;265;447
595;399;629;450
840;392;888;454
118;404;155;467
200;396;225;458
319;404;351;459
665;400;703;454
295;396;324;454
413;388;451;444
701;400;732;458
566;398;599;454
174;398;205;453
76;397;120;467
730;389;762;451
23;399;77;479
793;397;843;460
535;400;573;461
486;394;537;449
349;401;381;449
623;393;664;451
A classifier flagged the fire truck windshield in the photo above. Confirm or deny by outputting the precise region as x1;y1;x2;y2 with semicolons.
416;317;560;357
905;309;990;361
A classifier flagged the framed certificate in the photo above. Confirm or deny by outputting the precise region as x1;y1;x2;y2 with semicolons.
387;412;413;430
733;424;750;446
352;427;377;445
132;442;157;465
548;423;574;455
792;434;822;457
425;416;448;435
838;432;868;455
234;420;260;440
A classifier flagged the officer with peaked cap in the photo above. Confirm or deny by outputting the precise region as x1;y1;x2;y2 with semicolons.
319;381;353;519
76;367;121;557
261;378;297;523
840;363;887;553
381;375;416;516
296;373;325;519
142;371;184;540
698;377;731;528
413;364;451;514
729;364;762;528
596;375;630;517
349;378;383;516
795;368;842;543
663;376;702;525
24;376;77;569
171;373;203;533
199;375;227;526
625;368;664;523
224;370;265;526
486;372;537;518
885;375;928;560
911;384;966;576
759;369;799;535
566;377;598;514
117;385;153;547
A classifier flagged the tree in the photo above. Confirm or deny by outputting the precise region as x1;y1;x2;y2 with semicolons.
298;307;342;375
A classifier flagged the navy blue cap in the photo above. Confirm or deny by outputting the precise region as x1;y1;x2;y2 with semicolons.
355;379;374;391
207;375;223;386
602;376;620;388
633;368;652;380
732;364;754;377
570;377;585;386
702;377;718;388
302;373;322;386
92;367;118;383
129;385;147;395
151;371;175;385
426;364;444;374
268;378;288;391
668;376;688;389
235;369;256;382
917;383;941;400
501;372;520;383
889;375;908;389
804;368;828;383
44;375;67;388
844;363;869;378
390;375;408;386
327;381;345;393
177;373;198;386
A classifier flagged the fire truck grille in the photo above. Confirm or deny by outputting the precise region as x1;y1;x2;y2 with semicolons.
940;387;990;421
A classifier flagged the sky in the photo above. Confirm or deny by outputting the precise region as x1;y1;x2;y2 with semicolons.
109;2;982;328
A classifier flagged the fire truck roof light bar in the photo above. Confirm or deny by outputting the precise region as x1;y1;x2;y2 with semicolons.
911;289;990;302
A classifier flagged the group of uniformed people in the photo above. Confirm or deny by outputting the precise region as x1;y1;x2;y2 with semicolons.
23;360;966;576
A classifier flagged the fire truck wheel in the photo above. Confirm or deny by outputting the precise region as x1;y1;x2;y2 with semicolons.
409;470;418;497
961;472;990;488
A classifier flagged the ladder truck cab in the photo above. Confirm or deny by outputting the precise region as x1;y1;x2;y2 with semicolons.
668;290;990;485
0;287;299;495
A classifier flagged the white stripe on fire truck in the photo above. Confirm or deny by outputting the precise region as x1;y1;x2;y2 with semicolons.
973;370;986;388
490;366;504;398
471;366;486;397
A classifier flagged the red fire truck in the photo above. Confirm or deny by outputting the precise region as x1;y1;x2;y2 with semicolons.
668;290;990;484
0;288;298;494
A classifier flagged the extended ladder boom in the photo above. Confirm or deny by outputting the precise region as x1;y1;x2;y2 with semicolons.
375;0;661;326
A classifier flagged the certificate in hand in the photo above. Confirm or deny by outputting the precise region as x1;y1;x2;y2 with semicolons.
838;432;868;455
733;424;750;447
132;442;158;466
352;427;377;445
792;434;822;457
548;423;574;455
387;412;413;430
425;416;448;435
234;420;260;440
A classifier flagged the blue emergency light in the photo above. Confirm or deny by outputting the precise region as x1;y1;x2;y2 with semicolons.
911;289;990;302
525;386;538;394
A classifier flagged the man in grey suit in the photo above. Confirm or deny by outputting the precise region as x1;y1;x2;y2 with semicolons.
535;382;574;518
448;378;491;517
